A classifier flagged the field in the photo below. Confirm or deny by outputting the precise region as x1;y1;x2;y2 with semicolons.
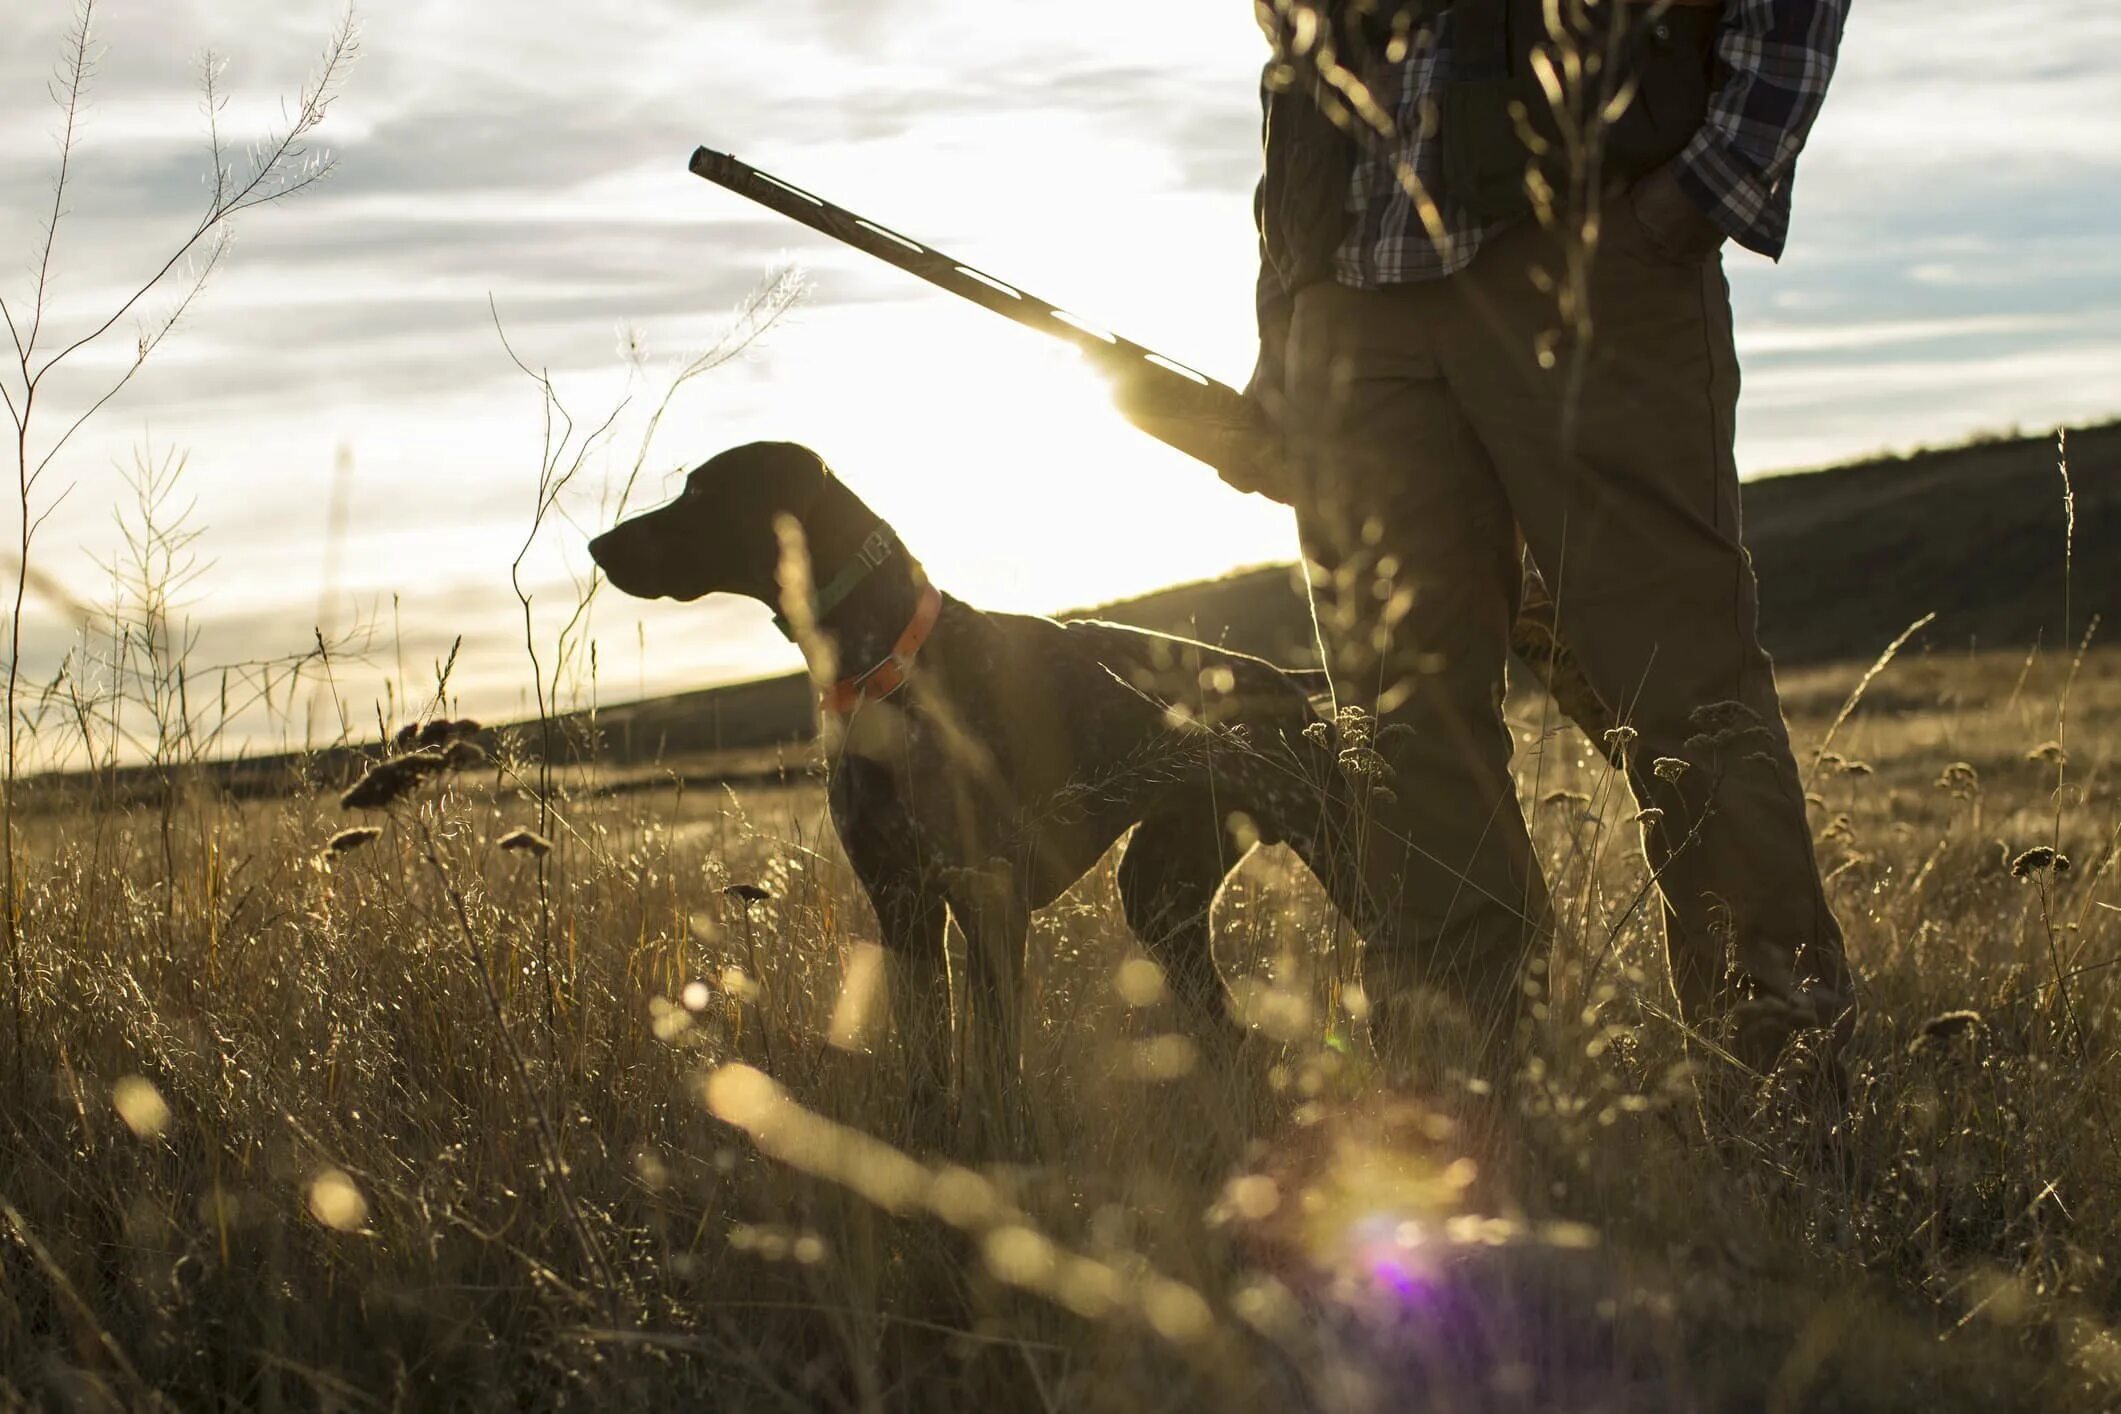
0;642;2116;1412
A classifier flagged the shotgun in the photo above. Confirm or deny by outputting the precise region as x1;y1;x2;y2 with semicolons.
688;146;1289;501
683;145;1615;749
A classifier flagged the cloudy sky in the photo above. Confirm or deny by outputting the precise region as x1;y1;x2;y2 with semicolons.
3;0;2118;752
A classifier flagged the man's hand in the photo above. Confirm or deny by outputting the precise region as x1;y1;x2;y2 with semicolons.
1104;371;1294;503
1627;162;1728;262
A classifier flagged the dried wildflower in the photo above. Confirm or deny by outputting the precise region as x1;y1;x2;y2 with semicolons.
325;826;381;855
2010;846;2071;879
1908;1009;1984;1056
2026;741;2068;767
497;826;553;857
441;739;487;769
1338;744;1390;778
1684;700;1770;751
1301;720;1332;749
1602;725;1638;752
1332;705;1372;747
1651;756;1689;783
1838;760;1874;777
1934;761;1981;799
724;883;772;905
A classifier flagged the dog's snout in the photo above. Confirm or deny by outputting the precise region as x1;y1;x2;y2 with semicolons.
590;520;665;597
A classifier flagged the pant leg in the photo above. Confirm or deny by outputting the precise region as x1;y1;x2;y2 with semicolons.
1283;279;1548;1049
1438;198;1854;1067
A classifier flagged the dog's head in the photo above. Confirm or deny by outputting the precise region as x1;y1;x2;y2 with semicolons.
589;441;835;603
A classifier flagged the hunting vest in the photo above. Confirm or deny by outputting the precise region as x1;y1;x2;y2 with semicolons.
1260;0;1721;293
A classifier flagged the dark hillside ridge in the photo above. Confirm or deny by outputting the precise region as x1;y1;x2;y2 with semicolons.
1742;423;2116;664
585;421;2116;762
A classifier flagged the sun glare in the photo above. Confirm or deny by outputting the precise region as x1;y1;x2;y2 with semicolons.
734;282;1290;618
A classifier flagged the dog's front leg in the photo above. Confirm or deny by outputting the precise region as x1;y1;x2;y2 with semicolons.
949;868;1031;1156
867;879;952;1146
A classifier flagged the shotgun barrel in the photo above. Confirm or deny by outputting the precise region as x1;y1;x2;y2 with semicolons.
687;145;1289;501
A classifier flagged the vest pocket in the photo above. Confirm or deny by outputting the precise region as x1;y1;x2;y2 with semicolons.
1442;75;1539;223
1603;8;1717;176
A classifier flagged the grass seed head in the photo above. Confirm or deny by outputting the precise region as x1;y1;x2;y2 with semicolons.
340;750;448;810
325;826;381;855
1909;1009;1986;1056
341;739;484;811
1921;1009;1984;1039
496;826;553;857
392;718;483;751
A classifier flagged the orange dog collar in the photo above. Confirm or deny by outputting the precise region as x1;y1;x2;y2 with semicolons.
820;583;943;716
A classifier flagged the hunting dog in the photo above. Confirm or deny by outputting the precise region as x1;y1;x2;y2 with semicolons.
590;442;1380;1112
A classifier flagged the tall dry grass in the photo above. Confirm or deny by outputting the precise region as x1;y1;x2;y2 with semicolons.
0;641;2115;1410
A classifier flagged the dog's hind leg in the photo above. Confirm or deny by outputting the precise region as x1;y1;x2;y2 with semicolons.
1117;806;1250;1045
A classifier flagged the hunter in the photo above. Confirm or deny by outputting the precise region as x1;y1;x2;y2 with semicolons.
1249;0;1855;1075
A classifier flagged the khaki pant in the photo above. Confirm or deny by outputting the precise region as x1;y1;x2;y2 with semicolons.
1280;197;1853;1071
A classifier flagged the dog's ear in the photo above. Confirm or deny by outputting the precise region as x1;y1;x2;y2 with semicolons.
759;441;837;519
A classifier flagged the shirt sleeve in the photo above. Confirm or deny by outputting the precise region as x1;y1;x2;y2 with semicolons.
1668;0;1849;259
1250;74;1297;411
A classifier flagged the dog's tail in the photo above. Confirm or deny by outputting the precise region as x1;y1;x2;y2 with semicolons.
1281;667;1331;692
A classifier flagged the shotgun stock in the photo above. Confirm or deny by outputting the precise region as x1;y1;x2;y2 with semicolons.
688;146;1289;500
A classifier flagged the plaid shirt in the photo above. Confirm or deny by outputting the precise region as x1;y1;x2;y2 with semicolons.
1334;0;1847;287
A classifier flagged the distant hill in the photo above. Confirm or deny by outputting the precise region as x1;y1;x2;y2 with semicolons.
586;421;2116;764
1742;423;2115;664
